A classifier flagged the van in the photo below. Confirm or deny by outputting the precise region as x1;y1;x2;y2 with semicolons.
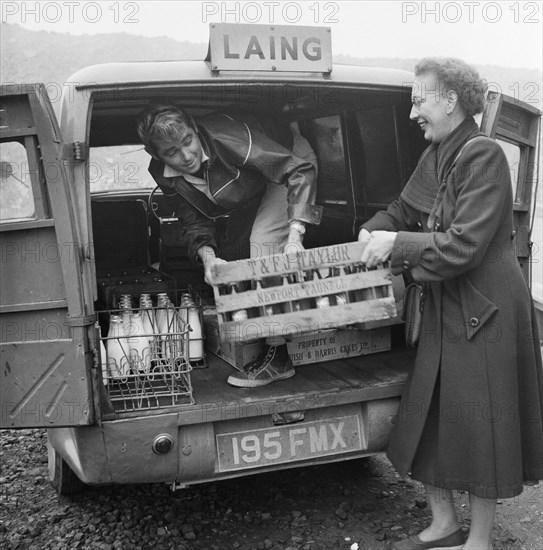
1;24;539;495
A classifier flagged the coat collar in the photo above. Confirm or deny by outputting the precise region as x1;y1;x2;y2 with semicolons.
400;116;480;214
148;153;231;220
436;116;480;183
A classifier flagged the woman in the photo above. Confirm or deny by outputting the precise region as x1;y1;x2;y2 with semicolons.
359;58;543;550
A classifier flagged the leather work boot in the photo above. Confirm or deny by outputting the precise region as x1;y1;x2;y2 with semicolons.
227;345;295;388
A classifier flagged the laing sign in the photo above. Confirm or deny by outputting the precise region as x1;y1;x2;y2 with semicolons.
208;23;332;72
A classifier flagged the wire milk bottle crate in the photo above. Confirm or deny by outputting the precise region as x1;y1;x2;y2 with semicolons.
210;241;397;344
96;291;200;411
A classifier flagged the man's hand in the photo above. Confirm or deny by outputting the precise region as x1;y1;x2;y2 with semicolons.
284;223;305;256
198;246;226;286
360;230;397;268
203;256;227;286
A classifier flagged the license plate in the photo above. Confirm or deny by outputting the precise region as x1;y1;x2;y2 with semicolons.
216;415;362;472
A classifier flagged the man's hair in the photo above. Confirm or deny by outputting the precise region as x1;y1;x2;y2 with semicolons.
414;57;488;116
136;104;197;153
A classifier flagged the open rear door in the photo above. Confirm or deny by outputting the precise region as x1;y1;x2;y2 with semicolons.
480;91;541;284
1;84;95;428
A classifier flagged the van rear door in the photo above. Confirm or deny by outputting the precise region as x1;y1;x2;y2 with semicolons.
480;92;541;284
1;83;94;428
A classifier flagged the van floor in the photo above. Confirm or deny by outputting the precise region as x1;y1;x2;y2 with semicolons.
101;347;414;423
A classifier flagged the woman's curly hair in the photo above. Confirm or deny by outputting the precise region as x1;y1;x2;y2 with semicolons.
414;57;488;116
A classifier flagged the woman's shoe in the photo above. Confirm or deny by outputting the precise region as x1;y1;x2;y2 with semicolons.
392;528;465;550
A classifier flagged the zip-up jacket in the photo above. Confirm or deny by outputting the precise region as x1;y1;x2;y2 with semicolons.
147;113;322;262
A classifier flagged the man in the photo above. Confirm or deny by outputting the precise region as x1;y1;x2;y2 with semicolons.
136;104;322;387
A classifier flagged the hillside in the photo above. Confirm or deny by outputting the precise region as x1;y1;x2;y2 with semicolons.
0;23;202;84
1;23;541;111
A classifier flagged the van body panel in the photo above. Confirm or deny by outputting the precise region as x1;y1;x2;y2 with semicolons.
66;61;415;90
480;91;540;283
0;84;94;428
47;425;111;484
47;350;411;486
48;398;401;486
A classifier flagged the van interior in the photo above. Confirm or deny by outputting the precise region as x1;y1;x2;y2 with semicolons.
88;81;427;414
90;82;427;295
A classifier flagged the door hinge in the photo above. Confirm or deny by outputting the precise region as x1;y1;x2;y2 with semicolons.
65;313;97;327
514;225;531;258
61;141;86;161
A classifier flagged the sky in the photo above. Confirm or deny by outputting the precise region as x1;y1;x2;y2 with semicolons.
1;0;542;70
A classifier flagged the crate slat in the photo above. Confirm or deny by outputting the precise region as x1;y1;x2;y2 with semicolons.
218;298;396;343
215;269;392;311
210;242;367;284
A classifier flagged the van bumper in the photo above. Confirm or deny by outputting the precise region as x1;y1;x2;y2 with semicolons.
47;397;399;487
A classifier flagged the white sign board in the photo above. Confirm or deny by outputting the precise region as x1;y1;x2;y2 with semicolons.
209;23;332;73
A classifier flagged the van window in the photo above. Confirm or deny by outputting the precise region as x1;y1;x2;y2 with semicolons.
353;106;402;209
301;115;347;207
496;139;521;201
90;145;156;192
0;140;36;221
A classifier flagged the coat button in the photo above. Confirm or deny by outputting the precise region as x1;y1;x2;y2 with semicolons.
402;260;410;270
469;317;480;327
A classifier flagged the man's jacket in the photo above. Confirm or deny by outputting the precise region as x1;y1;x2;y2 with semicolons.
147;113;322;262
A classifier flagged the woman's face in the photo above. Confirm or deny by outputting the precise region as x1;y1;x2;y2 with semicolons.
153;123;203;175
409;73;452;144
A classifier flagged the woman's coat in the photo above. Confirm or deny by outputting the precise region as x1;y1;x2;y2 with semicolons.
363;116;543;498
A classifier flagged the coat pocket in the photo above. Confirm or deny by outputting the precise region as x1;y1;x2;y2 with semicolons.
458;277;498;340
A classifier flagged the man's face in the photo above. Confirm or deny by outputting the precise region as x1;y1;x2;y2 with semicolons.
153;123;203;174
409;73;451;144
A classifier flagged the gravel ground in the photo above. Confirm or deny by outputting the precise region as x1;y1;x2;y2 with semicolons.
1;429;541;550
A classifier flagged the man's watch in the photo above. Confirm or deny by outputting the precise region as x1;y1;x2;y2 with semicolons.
289;221;306;235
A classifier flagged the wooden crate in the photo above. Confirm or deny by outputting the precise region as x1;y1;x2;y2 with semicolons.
203;307;265;370
210;241;397;343
287;326;391;366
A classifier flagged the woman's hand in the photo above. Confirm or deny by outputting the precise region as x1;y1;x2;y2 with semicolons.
360;230;397;268
358;227;371;246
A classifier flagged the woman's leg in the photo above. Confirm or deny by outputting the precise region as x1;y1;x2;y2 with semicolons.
417;483;460;541
463;493;496;549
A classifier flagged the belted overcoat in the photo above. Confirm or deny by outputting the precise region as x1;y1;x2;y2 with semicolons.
363;117;543;498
